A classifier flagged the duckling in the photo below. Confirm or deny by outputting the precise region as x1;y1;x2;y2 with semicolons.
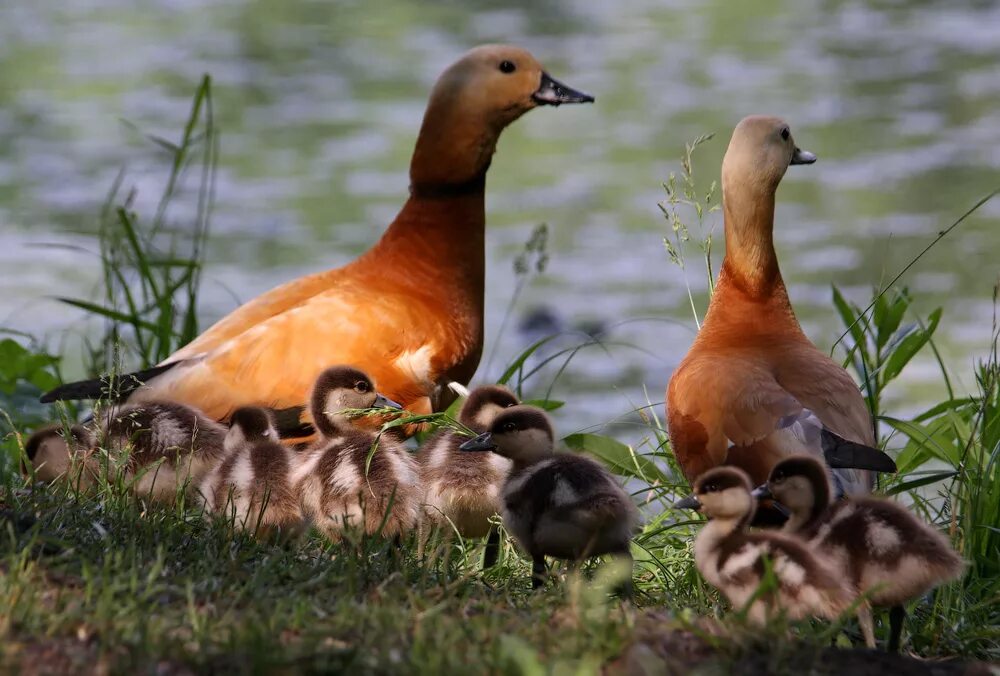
674;466;853;626
755;455;965;651
294;366;421;540
419;384;519;564
199;407;303;538
460;405;638;591
23;423;97;487
96;401;228;502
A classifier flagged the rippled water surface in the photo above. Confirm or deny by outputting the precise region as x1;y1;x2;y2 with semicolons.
2;0;999;433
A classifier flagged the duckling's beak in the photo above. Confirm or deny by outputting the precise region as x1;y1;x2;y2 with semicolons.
673;495;701;511
825;444;897;473
373;393;403;410
459;432;496;452
532;72;594;106
751;485;772;500
790;147;817;165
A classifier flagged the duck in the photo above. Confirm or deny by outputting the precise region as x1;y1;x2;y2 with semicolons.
40;45;595;438
23;423;97;487
460;405;638;591
666;116;896;497
95;400;229;502
753;455;965;651
293;365;421;540
199;406;304;538
418;384;520;565
674;466;854;626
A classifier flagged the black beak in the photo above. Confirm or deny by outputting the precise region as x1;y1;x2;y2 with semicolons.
373;393;403;410
673;495;701;511
751;485;772;501
532;72;594;106
790;147;817;165
459;432;496;452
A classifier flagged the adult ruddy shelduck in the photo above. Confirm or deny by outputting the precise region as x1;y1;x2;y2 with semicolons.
41;45;594;430
666;116;895;495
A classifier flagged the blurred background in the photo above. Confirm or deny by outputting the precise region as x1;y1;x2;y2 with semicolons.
1;0;998;434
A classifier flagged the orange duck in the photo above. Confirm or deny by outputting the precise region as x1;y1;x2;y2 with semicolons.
666;116;895;496
42;45;593;432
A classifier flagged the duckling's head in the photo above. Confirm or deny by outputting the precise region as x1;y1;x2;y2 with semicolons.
722;116;815;194
459;404;554;466
458;384;520;431
24;424;94;481
760;455;832;522
225;406;278;454
411;45;593;188
310;366;402;437
674;466;755;522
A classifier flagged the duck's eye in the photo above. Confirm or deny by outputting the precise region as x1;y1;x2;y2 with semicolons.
502;421;517;432
780;127;790;141
498;60;516;74
355;381;370;393
702;482;717;493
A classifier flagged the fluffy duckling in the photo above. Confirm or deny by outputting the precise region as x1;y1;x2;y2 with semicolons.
23;423;97;487
294;366;421;540
460;406;638;591
42;45;594;437
200;407;303;538
755;455;964;650
419;384;519;563
97;401;228;501
674;466;853;626
667;116;896;497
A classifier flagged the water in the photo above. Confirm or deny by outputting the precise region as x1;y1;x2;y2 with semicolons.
1;0;998;439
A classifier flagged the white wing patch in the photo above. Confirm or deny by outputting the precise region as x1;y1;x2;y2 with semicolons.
394;345;435;386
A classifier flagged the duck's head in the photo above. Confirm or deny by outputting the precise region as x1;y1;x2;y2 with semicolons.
23;424;94;481
753;455;831;524
310;366;402;437
411;44;593;189
458;384;520;431
722;116;815;195
674;466;755;522
459;404;554;466
225;406;278;453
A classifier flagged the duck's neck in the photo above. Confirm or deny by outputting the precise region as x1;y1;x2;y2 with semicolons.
718;187;783;299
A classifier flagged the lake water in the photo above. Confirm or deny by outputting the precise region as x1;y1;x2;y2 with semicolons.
1;0;998;441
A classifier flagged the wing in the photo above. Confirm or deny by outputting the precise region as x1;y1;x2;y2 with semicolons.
128;280;451;422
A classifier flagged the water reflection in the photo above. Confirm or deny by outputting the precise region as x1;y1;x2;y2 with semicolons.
0;0;998;435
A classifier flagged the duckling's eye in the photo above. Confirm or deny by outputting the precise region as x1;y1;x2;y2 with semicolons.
498;60;516;74
502;421;517;432
780;127;790;141
702;482;718;493
355;381;370;393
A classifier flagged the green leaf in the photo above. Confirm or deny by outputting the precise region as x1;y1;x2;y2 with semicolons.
56;298;160;332
522;398;564;411
887;470;959;496
562;433;669;484
882;308;942;384
497;336;558;386
874;289;909;351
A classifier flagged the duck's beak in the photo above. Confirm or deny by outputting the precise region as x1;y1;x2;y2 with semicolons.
751;484;772;500
673;494;701;511
459;432;496;452
373;393;403;410
790;147;817;165
532;72;595;106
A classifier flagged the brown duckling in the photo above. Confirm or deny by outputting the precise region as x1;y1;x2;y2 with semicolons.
419;384;519;564
674;466;853;626
755;455;965;651
294;366;421;540
23;423;97;487
199;407;303;538
96;401;228;501
460;405;638;591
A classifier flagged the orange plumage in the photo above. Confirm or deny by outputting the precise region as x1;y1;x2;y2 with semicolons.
44;45;593;429
667;116;877;493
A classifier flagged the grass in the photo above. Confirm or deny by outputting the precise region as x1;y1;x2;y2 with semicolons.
0;77;998;673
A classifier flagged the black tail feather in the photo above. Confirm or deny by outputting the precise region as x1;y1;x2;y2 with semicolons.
822;430;897;473
39;362;179;403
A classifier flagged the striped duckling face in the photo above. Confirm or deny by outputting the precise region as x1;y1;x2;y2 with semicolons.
225;406;278;454
675;467;756;522
757;456;833;525
458;385;520;431
309;366;402;437
459;405;554;466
